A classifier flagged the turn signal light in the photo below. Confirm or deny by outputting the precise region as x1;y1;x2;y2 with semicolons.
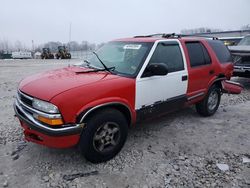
37;116;63;126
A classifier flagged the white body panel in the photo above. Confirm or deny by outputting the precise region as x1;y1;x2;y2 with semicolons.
135;39;188;110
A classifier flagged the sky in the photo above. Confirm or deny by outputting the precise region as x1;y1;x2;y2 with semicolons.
0;0;250;47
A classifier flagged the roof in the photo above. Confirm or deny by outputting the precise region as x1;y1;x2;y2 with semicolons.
113;37;161;43
113;36;208;43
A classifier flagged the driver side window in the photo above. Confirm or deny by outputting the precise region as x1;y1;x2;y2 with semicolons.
145;42;184;75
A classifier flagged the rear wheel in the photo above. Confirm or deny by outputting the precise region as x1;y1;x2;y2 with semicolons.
79;108;128;163
196;85;221;116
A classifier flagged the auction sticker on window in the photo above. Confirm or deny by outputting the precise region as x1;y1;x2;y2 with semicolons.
123;44;142;50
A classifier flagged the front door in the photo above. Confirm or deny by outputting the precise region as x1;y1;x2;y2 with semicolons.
135;40;188;118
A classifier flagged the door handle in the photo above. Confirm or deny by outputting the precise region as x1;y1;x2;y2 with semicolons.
209;70;215;75
182;75;188;81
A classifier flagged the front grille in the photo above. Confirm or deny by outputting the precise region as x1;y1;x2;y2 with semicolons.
232;55;250;65
18;91;33;107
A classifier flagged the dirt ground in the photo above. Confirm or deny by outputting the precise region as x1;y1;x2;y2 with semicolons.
0;59;250;188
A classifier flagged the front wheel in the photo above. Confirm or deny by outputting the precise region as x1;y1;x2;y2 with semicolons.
79;108;128;163
196;85;221;116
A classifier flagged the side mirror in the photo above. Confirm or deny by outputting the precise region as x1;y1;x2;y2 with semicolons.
145;63;168;77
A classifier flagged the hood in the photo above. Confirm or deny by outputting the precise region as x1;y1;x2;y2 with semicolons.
229;45;250;53
19;66;120;101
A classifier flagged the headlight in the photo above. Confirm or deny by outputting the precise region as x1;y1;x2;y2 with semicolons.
32;98;59;113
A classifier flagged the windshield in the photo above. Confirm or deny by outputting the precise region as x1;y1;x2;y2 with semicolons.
79;41;153;76
238;36;250;46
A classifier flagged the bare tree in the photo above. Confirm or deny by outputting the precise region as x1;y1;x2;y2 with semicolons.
14;40;24;51
241;24;250;30
181;27;222;34
0;39;12;52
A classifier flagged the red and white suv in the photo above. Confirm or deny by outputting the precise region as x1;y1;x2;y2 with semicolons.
14;34;242;163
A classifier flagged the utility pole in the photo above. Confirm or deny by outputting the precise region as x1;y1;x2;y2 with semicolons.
32;40;34;52
31;40;34;58
68;22;72;51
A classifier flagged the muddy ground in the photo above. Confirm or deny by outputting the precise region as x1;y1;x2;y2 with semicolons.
0;59;250;188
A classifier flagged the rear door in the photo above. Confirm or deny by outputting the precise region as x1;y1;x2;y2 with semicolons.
135;39;188;118
183;41;215;100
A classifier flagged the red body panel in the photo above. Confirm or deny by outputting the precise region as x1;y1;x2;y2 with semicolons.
19;66;136;124
221;80;243;94
180;39;234;104
50;75;136;124
20;66;122;101
20;121;80;148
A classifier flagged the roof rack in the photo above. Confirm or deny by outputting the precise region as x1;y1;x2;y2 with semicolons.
134;33;218;40
134;33;181;38
181;34;218;40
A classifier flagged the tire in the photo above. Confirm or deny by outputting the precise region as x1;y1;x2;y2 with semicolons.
196;85;221;117
79;108;128;163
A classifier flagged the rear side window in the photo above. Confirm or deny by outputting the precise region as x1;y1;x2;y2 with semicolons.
207;40;232;63
185;42;211;67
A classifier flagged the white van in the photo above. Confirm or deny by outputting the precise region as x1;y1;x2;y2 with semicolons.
12;51;32;59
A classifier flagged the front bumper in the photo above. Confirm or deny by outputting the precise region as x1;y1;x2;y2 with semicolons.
14;99;84;148
221;80;243;94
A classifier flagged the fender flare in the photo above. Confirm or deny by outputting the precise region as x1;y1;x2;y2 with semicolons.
207;76;226;91
76;98;135;126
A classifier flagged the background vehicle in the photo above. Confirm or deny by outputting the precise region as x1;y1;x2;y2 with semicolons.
14;34;242;163
219;37;243;46
55;46;71;59
41;48;54;59
229;35;250;77
0;51;12;59
12;51;32;59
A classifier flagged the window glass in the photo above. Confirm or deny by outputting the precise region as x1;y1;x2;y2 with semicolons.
238;36;250;46
207;40;232;63
148;42;184;73
77;41;153;76
201;44;211;64
186;42;211;67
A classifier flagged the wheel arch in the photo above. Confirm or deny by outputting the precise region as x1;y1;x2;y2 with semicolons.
208;74;227;91
77;102;133;127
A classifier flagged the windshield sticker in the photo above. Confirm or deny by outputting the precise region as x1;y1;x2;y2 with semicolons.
123;44;142;50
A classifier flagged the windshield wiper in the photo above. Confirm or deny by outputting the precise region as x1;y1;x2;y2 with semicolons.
75;66;115;74
92;52;114;73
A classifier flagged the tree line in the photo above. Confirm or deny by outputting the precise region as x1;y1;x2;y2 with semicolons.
1;25;250;53
0;40;104;53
